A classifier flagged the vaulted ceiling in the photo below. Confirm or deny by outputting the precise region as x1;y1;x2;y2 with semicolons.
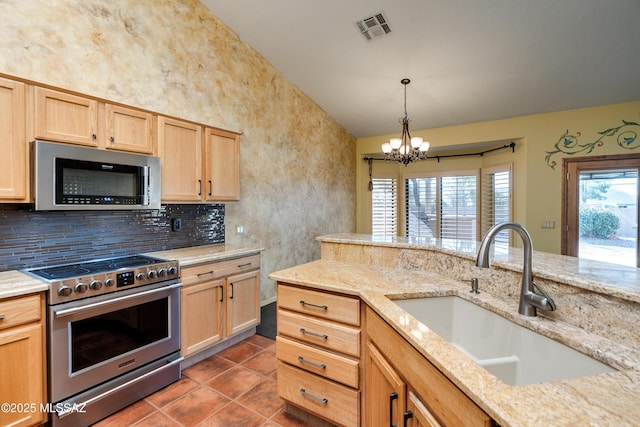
200;0;640;138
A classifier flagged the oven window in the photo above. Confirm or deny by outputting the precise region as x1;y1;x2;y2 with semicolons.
71;298;169;373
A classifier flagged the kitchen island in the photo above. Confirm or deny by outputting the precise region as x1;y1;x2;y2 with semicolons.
270;234;640;426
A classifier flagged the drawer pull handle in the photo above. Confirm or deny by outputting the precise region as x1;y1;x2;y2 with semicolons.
237;262;252;268
299;328;328;340
390;392;398;427
0;314;4;320
297;356;326;369
403;411;413;427
299;388;328;405
299;300;328;310
197;270;215;277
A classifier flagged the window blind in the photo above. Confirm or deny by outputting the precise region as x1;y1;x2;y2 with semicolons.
405;177;437;239
481;167;511;247
440;175;477;240
371;178;397;237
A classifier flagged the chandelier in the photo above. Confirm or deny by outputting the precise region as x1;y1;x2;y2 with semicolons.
381;78;430;166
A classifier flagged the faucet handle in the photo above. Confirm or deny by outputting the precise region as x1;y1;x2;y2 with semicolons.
464;278;479;294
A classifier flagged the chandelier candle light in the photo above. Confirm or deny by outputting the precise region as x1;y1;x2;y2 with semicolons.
381;78;430;166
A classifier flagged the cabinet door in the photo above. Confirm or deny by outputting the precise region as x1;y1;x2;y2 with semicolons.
365;341;406;427
32;87;98;147
0;78;27;200
204;128;240;201
105;104;154;154
406;391;442;427
180;279;223;356
158;116;203;202
225;270;260;336
0;323;45;427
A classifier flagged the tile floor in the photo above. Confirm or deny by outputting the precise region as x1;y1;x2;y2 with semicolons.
94;335;312;426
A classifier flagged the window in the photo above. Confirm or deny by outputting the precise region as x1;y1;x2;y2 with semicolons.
404;171;478;240
481;164;512;246
371;177;397;238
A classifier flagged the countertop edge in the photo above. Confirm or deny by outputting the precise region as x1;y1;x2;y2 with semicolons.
0;270;50;299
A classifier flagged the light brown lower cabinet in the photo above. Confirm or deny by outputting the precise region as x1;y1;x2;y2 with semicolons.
366;306;495;427
180;255;260;357
275;283;495;427
275;283;361;427
0;293;47;427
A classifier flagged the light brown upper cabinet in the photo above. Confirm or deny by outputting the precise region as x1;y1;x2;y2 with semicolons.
158;116;203;201
159;118;240;203
30;87;99;147
30;87;154;154
204;128;240;201
0;77;28;201
104;104;154;154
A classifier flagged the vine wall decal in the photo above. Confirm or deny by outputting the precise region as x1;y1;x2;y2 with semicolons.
545;120;640;169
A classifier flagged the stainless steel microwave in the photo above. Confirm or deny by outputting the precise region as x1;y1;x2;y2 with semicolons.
32;140;161;210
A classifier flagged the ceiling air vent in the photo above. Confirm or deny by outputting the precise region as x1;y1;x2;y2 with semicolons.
355;11;391;41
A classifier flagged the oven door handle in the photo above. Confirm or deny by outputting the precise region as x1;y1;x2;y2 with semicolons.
57;356;184;419
53;283;183;318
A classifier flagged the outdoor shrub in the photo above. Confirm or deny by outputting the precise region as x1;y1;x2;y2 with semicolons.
579;207;620;238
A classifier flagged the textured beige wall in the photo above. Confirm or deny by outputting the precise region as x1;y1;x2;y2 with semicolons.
0;0;356;302
358;101;640;253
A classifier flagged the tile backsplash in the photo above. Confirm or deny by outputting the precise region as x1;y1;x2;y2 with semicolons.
0;204;224;270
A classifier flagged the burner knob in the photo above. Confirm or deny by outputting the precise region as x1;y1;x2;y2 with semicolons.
57;286;73;297
167;266;178;276
90;280;103;290
147;270;156;279
157;268;167;277
75;282;88;293
104;278;115;287
136;272;145;281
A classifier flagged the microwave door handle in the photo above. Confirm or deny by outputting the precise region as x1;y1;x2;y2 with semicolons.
141;165;150;206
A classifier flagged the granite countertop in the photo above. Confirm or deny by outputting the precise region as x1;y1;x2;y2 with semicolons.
0;270;49;299
318;233;640;303
145;244;263;267
270;259;640;426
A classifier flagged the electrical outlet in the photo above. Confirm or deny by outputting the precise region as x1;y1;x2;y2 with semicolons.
171;218;182;232
236;225;245;235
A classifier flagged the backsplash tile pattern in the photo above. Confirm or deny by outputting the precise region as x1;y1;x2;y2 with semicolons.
0;204;224;270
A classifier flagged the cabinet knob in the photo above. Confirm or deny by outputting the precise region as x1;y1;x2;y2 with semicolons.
110;136;115;142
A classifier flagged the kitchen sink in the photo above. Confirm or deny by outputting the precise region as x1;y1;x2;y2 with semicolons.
393;296;616;386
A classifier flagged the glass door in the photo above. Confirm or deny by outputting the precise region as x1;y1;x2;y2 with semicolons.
564;155;640;267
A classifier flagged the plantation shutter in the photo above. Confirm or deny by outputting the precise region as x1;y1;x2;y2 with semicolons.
440;174;478;240
405;176;437;239
481;165;512;247
372;177;397;237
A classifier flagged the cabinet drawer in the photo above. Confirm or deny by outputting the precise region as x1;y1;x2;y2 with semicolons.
181;255;260;285
276;336;359;388
278;361;359;427
278;310;360;357
278;284;360;326
0;294;41;331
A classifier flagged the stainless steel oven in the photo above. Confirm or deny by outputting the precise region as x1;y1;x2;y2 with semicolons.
24;255;182;426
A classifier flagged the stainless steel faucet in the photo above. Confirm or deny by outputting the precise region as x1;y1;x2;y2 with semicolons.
475;222;556;316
